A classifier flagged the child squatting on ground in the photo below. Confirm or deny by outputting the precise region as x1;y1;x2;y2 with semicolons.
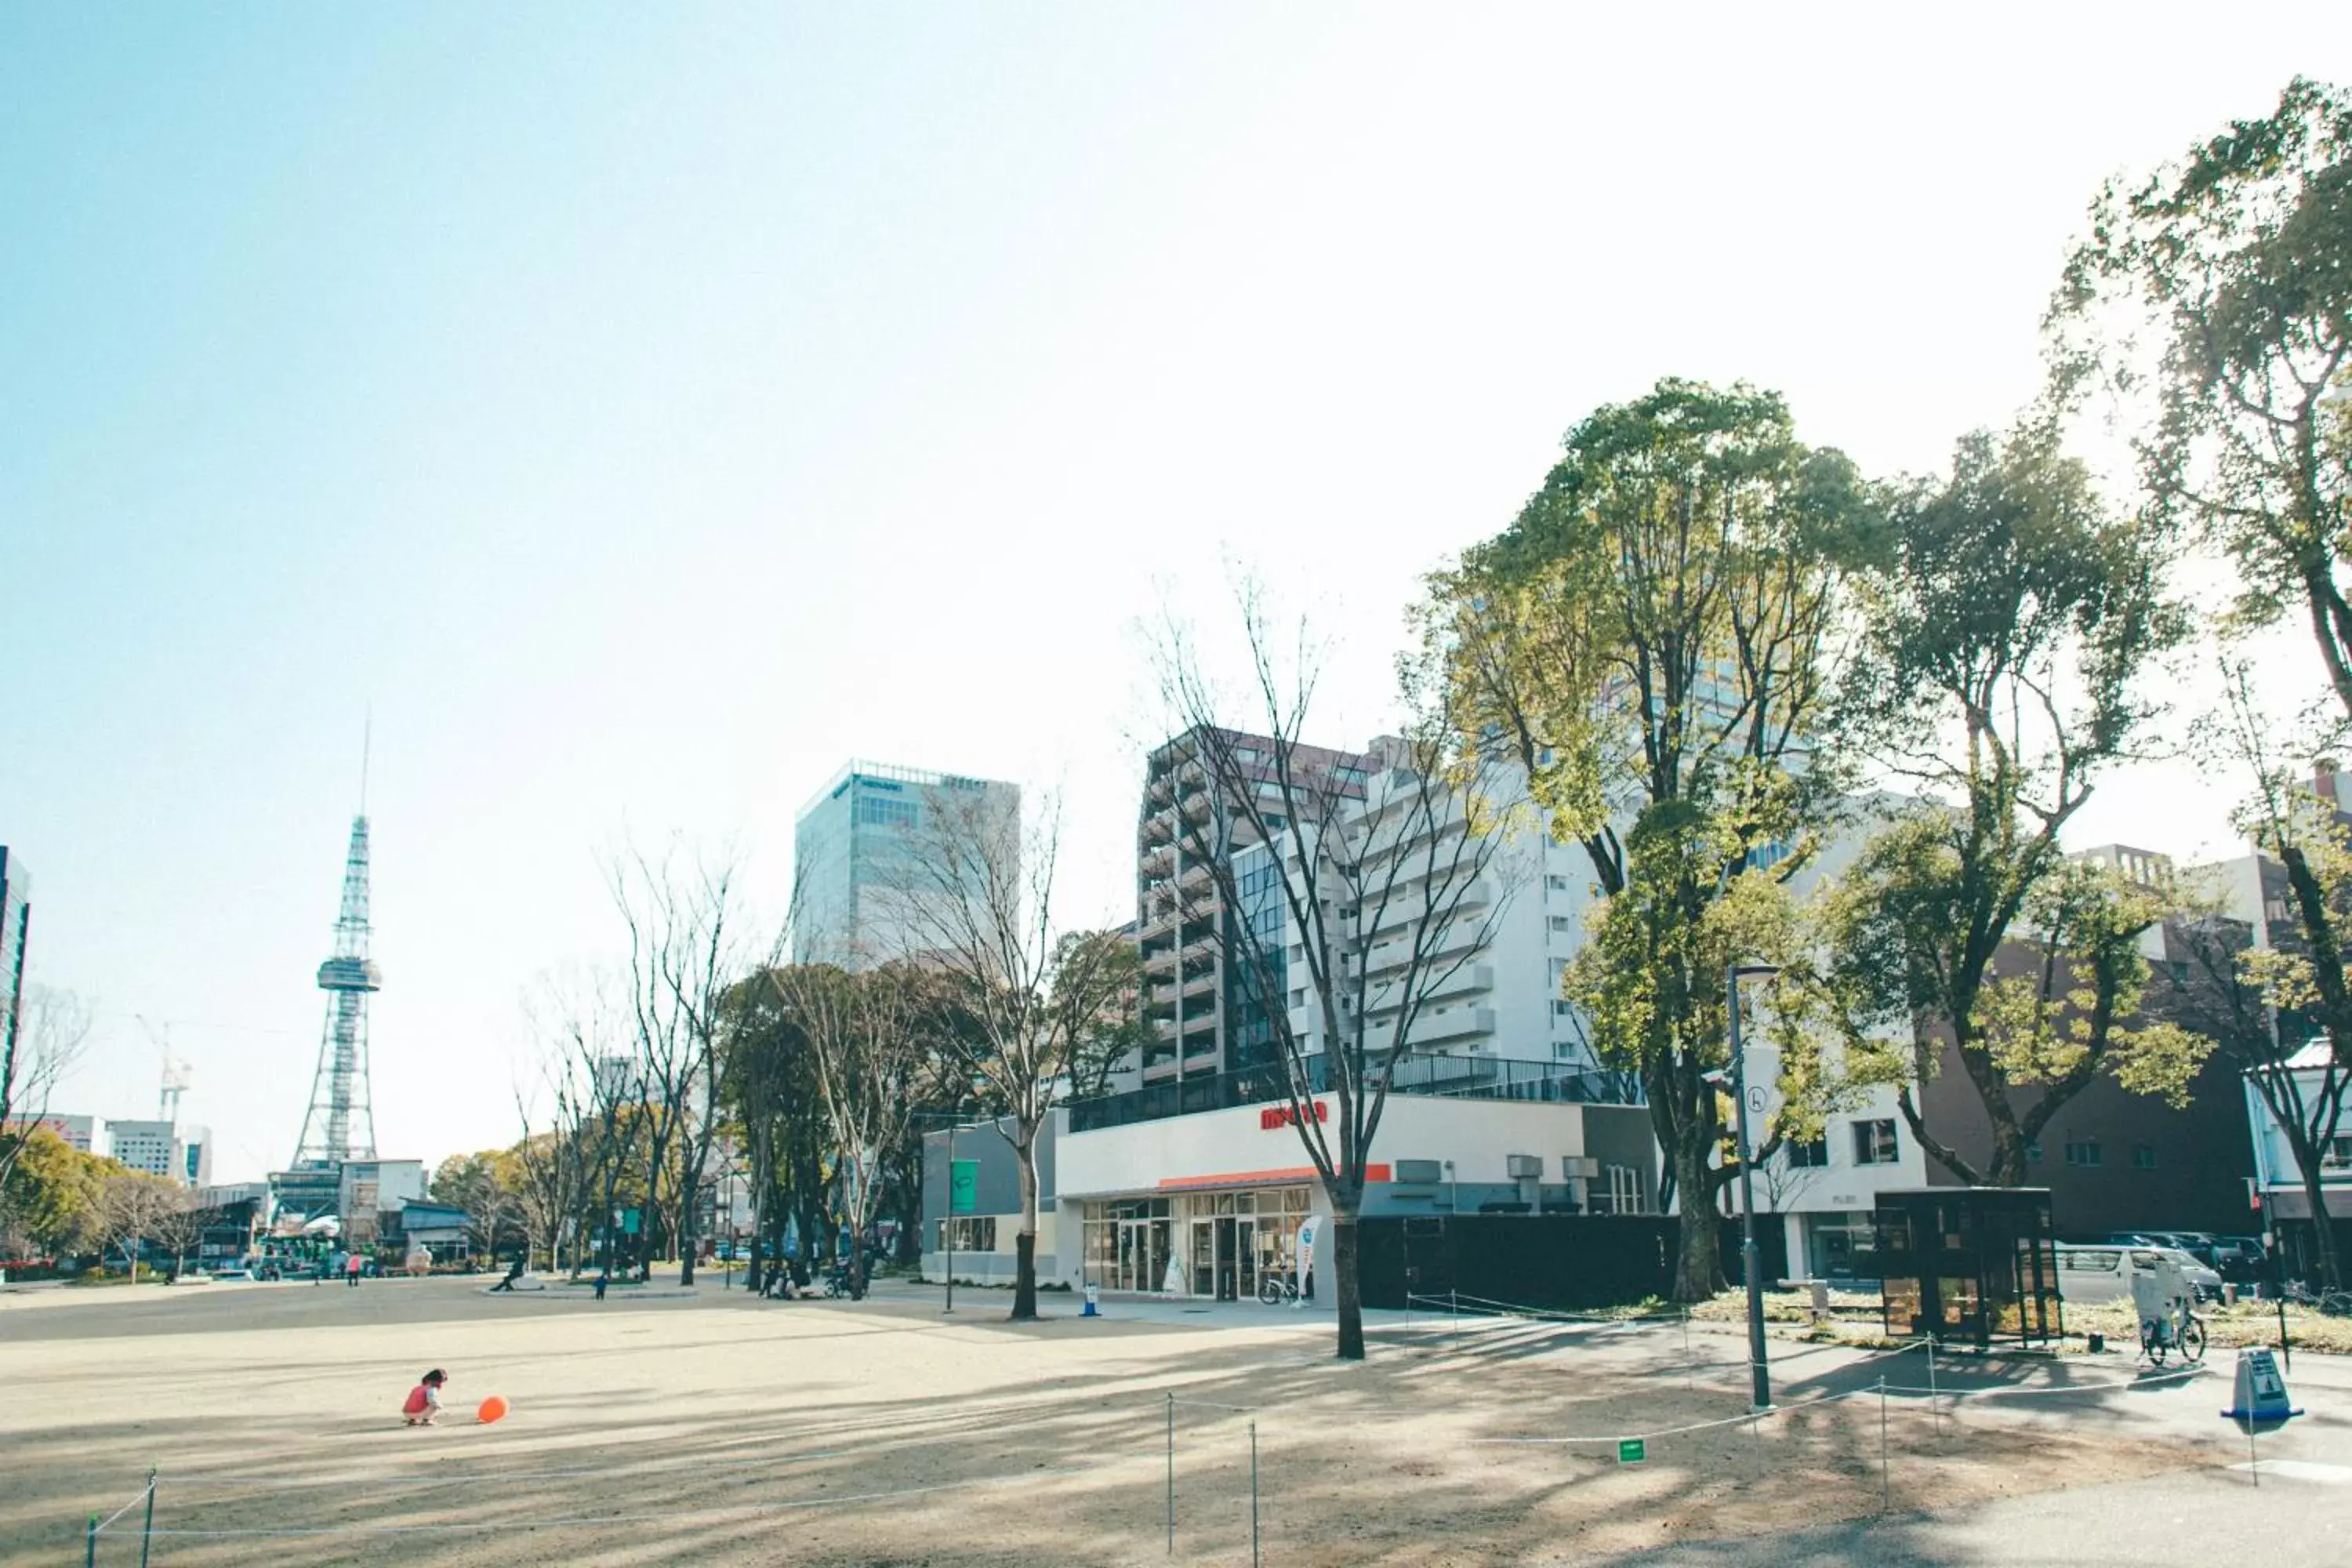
402;1369;448;1427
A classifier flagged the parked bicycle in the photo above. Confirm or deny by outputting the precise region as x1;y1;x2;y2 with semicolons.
1258;1272;1301;1306
2140;1295;2207;1367
2284;1280;2352;1317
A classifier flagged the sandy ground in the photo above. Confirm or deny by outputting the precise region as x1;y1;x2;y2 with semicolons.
0;1276;2259;1566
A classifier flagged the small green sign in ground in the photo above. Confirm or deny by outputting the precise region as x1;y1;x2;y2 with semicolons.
949;1160;978;1215
1617;1438;1646;1465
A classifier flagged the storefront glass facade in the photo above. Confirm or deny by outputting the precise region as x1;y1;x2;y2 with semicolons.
1081;1186;1315;1297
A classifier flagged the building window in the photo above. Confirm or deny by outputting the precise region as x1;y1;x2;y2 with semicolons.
1546;875;1570;894
2132;1144;2158;1171
2027;1141;2042;1164
1852;1120;1898;1166
2063;1139;2103;1168
2326;1135;2352;1171
1788;1137;1829;1168
852;796;920;829
1548;916;1572;933
1552;1000;1574;1016
937;1216;996;1251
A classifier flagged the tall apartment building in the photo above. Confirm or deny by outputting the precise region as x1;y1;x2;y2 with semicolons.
1134;728;1368;1083
792;760;1021;969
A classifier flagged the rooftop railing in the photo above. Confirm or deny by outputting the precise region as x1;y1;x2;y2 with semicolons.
1066;1052;1643;1134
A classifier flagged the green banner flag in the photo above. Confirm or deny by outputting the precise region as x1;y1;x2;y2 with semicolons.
949;1160;978;1216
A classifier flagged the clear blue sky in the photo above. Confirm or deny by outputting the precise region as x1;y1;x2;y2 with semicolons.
5;5;2346;1181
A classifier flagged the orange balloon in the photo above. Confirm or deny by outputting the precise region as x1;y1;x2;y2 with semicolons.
477;1395;509;1425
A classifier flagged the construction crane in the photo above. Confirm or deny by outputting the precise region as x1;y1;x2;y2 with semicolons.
134;1014;192;1123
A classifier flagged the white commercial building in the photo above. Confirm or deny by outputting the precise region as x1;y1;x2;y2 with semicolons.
337;1158;426;1245
106;1119;212;1188
11;1112;97;1152
1057;1092;1655;1298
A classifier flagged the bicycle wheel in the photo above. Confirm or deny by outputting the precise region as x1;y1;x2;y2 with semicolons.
2324;1291;2352;1318
2182;1316;2207;1363
2140;1319;2165;1366
1258;1276;1281;1305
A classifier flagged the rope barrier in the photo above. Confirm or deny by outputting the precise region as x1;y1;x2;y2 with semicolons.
1469;1353;2213;1451
1881;1363;2213;1401
88;1481;154;1535
1469;1385;1870;1446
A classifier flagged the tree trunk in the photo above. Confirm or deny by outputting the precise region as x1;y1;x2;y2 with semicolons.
2296;1154;2345;1290
1671;1138;1722;1303
1333;1208;1365;1360
1983;1116;2031;1189
1011;1136;1040;1322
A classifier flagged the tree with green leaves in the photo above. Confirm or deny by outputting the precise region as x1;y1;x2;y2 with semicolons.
2050;85;2352;1265
0;1126;114;1258
1814;422;2192;1182
1431;376;1872;1301
429;1148;526;1261
2050;76;2350;708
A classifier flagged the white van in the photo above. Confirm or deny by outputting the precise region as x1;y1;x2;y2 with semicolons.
2056;1243;2223;1305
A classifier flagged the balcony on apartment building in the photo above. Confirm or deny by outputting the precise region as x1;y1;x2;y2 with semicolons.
1069;1049;1644;1134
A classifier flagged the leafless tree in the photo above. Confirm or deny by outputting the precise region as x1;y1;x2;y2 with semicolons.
608;842;750;1286
1156;587;1520;1359
886;785;1135;1318
151;1190;208;1280
509;1080;586;1272
96;1172;184;1284
760;961;929;1296
525;967;644;1278
0;985;92;1196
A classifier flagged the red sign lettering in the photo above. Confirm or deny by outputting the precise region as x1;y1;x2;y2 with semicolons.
1260;1101;1330;1131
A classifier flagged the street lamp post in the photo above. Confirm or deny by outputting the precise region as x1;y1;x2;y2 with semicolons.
944;1118;957;1316
1727;961;1780;1414
720;1159;736;1291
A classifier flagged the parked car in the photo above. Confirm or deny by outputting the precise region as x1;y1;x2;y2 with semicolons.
2209;1236;2268;1279
2056;1243;2225;1305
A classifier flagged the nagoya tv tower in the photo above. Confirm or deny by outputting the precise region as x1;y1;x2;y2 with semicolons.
290;739;382;1171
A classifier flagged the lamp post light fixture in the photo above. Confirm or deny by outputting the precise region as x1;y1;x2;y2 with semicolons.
1727;961;1781;1414
915;1108;989;1317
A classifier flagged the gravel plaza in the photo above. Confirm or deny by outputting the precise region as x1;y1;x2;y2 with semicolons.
9;1274;2351;1565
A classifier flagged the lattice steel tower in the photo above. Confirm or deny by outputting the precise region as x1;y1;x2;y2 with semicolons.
290;814;382;1165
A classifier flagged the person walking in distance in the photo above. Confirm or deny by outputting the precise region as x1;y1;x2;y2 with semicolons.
346;1251;364;1288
